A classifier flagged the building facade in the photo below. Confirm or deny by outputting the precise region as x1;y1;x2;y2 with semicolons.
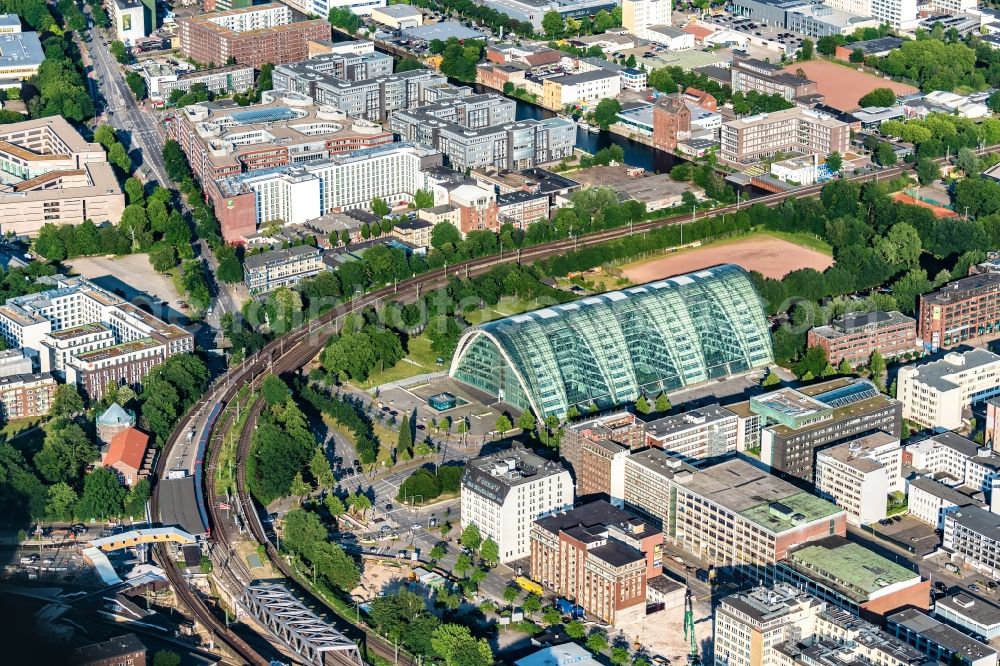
177;4;330;68
530;501;662;626
888;609;997;666
731;57;818;101
721;107;850;165
898;349;1000;430
652;95;691;153
919;273;1000;351
244;245;324;294
0;371;55;419
808;310;918;367
159;64;255;100
945;506;1000;579
814;432;902;526
461;445;573;562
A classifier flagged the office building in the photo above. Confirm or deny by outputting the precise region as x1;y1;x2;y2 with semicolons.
773;536;930;620
808;311;918;367
516;644;600;666
898;349;1000;430
908;477;984;530
167;95;394;184
108;0;151;45
889;609;997;666
73;634;147;666
721;107;850;165
753;378;902;481
945;506;1000;579
210;143;441;243
622;0;671;43
627;456;845;573
157;64;255;101
244;245;324;294
0;276;193;400
461;444;573;562
480;0;619;30
0;29;43;87
814;432;902;526
643;405;741;462
731;57;819;101
935;592;1000;641
903;431;1000;509
497;191;550;228
542;70;622;110
177;4;330;68
392;218;433;249
370;4;423;28
273;50;394;88
0;371;55;419
714;584;826;666
919;273;1000;351
0;116;125;235
450;264;773;420
530;500;662;626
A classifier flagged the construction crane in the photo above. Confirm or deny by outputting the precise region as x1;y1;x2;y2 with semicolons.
684;590;702;666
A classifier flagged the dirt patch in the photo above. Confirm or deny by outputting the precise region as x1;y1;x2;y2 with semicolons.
784;61;918;112
620;236;833;282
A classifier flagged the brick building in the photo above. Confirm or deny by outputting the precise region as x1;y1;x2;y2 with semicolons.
918;273;1000;351
0;371;56;419
73;634;146;666
721;107;850;165
561;411;643;504
102;426;152;487
177;4;329;68
651;94;691;152
731;57;819;101
530;500;663;626
808;310;918;366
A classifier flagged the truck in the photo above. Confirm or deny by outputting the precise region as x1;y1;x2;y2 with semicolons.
514;576;544;596
166;469;188;480
555;598;584;618
945;562;961;574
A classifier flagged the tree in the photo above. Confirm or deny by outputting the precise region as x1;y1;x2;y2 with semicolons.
35;423;98;484
858;87;896;108
153;651;181;666
565;620;586;639
916;158;940;185
217;251;244;284
431;624;492;666
125;478;151;517
867;350;887;388
431;222;462;250
310;448;336;489
518;410;536;432
874;141;897;167
817;35;845;55
461;523;482;552
454;552;473;576
876;223;921;268
523;593;542;616
797;38;814;61
957;147;981;176
586;630;609;654
837;358;853;375
372;197;391;218
480;537;499;566
77;467;126;521
325;493;346;517
635;395;651;414
542;10;564;38
412;189;434;209
593;98;622;129
826;152;843;173
261;374;289;406
655;393;671;412
108;142;131;174
51;384;84;417
124;177;144;204
850;48;865;63
495;414;512;435
349;491;372;516
503;585;520;605
611;648;630;666
762;370;781;386
290;472;312;504
45;482;78;521
398;414;413;457
149;243;177;273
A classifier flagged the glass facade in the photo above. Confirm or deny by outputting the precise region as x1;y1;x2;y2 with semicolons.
450;264;774;419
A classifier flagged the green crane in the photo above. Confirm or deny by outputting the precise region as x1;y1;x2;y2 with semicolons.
684;590;701;666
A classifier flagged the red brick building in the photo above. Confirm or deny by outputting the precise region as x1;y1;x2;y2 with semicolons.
530;500;663;626
807;310;918;366
918;273;1000;351
652;94;691;152
178;4;330;68
73;634;147;666
683;87;717;112
102;427;152;487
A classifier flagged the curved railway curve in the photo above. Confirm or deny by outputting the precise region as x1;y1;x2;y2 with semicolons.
153;150;993;663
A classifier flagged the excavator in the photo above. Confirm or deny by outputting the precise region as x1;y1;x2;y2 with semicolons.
684;590;702;666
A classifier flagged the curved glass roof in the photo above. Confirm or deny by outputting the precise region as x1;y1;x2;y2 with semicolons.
449;264;774;419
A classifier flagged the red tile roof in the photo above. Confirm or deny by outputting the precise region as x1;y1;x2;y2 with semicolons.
683;25;714;40
104;427;149;472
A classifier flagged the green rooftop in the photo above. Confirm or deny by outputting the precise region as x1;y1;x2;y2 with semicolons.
739;491;842;531
785;538;917;601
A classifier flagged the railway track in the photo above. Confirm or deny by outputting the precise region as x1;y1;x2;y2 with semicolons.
155;149;1000;663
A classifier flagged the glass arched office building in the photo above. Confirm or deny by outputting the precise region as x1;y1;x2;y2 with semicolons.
449;264;774;419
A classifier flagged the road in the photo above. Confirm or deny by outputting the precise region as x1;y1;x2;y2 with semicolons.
79;20;243;331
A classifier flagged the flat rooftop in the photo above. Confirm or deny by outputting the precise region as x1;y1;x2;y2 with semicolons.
890;608;996;660
0;31;43;69
907;349;1000;393
683;458;843;532
401;22;484;42
784;536;919;601
936;592;1000;628
922;272;1000;305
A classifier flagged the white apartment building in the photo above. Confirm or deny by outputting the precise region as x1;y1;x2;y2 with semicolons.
945;506;1000;578
206;3;290;32
815;432;901;526
247;169;323;227
643;405;740;462
825;0;917;29
109;0;148;45
283;0;386;16
622;0;672;43
904;432;1000;513
543;70;621;109
908;477;984;530
898;349;1000;430
460;445;573;562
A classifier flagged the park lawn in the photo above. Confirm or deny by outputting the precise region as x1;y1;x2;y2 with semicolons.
349;333;443;390
760;230;833;255
463;295;549;325
3;416;43;439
